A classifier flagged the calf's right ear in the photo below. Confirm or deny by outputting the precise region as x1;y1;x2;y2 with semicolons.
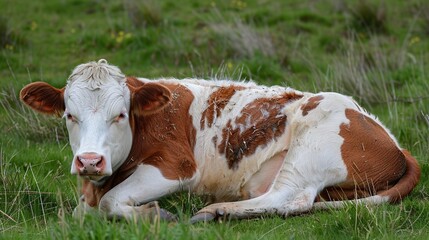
20;82;65;116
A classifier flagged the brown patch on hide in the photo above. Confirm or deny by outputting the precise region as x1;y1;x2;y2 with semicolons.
317;108;408;201
301;95;324;116
127;82;197;179
219;92;303;170
200;86;245;130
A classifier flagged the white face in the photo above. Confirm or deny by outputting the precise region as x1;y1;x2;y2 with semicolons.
64;73;133;181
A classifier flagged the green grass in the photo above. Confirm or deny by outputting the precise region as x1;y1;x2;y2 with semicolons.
1;0;428;239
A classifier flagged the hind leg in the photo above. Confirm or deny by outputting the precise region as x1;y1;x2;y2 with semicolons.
191;140;347;222
191;185;319;222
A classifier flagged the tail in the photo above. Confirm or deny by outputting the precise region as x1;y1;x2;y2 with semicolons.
313;149;420;210
378;149;421;203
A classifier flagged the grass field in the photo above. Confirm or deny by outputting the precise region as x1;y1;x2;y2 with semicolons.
1;0;428;239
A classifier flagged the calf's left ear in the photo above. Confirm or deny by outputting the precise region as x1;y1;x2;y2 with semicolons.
130;83;172;116
20;82;65;117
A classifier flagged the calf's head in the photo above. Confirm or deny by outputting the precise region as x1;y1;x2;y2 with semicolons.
20;60;171;182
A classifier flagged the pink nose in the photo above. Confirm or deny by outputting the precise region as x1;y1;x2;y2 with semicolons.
75;153;106;175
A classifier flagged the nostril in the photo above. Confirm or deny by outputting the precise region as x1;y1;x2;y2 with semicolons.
96;158;104;168
76;157;84;168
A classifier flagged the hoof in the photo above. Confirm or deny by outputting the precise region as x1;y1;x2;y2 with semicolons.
138;201;177;222
190;212;216;224
159;208;178;222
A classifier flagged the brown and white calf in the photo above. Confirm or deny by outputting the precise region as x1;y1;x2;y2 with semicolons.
20;59;420;222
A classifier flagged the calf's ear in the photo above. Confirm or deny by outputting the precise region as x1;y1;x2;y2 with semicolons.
20;82;65;117
130;83;171;116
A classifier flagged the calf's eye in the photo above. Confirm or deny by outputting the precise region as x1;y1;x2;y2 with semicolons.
65;113;76;122
114;113;127;122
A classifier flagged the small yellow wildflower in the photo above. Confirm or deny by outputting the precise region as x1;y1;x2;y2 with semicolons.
232;0;247;10
111;31;132;46
227;61;234;71
116;31;125;44
409;36;420;46
5;44;13;50
125;32;132;39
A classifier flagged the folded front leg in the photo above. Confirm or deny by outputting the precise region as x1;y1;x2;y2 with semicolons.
98;164;192;221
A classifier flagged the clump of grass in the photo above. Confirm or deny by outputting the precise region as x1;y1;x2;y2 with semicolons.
416;4;429;36
0;86;67;143
209;16;275;59
51;212;237;240
158;26;194;65
0;16;27;49
123;0;162;28
0;148;71;235
311;35;416;105
349;1;388;34
424;113;429;128
320;203;426;239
